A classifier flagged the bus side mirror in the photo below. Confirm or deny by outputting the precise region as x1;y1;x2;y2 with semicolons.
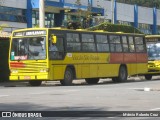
52;35;57;44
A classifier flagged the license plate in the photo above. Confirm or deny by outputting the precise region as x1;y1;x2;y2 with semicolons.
24;76;31;79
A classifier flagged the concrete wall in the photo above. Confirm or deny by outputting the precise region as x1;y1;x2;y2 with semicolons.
157;9;160;26
93;0;158;25
65;0;88;6
47;0;59;2
138;7;153;25
2;0;26;9
117;3;134;22
0;21;27;32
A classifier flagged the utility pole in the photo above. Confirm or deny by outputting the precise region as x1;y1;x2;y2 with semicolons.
111;0;114;24
39;0;45;28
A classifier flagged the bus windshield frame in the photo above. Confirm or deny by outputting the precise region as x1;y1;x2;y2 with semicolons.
10;30;47;61
10;36;47;61
147;42;160;61
146;37;160;61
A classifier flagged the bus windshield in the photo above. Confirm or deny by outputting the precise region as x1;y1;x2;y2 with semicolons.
10;37;46;60
147;43;160;61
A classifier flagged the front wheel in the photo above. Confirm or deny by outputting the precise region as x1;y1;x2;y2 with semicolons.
29;80;42;86
85;78;99;84
60;68;73;86
145;74;152;80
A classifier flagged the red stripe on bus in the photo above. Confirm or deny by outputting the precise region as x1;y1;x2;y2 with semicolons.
124;53;137;63
10;62;25;68
136;53;148;63
110;53;124;63
110;53;147;63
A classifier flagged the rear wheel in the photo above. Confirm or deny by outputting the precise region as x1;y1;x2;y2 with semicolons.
29;80;42;86
85;78;99;84
112;77;118;82
118;66;128;82
60;68;73;86
112;66;128;83
145;74;152;80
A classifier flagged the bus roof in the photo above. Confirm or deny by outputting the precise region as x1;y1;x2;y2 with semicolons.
145;35;160;39
12;27;145;36
49;28;144;36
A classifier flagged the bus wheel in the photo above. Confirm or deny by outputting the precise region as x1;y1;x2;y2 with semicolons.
112;77;118;82
29;80;42;86
145;75;152;80
85;78;99;84
117;66;128;82
60;68;73;86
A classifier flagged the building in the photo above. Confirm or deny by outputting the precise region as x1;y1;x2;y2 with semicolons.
0;0;160;34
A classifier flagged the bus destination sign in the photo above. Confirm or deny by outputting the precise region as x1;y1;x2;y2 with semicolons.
13;30;46;37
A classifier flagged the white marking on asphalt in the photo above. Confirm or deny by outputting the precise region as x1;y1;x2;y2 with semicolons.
107;117;115;118
63;90;79;92
30;92;49;95
128;88;152;91
128;88;143;89
150;108;160;111
0;95;9;97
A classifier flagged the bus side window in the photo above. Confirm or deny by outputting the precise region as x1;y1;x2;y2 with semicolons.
66;33;81;52
122;36;129;52
109;35;122;52
135;37;145;52
96;35;109;52
128;36;135;52
82;34;96;52
49;36;64;60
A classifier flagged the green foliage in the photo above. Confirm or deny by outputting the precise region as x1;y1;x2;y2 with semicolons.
88;22;143;34
34;24;40;28
0;24;9;31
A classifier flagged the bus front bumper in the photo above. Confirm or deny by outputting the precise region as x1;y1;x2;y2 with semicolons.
10;74;49;81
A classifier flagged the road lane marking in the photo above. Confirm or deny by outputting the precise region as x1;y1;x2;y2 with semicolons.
63;90;79;92
0;95;9;97
150;108;160;111
30;92;49;95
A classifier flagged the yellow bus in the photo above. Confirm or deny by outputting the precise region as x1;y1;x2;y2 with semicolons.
9;28;148;86
144;35;160;80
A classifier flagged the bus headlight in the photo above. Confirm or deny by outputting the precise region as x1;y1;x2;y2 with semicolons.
40;68;48;73
11;69;18;73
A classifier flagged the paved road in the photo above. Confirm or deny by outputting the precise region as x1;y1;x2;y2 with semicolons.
0;77;160;120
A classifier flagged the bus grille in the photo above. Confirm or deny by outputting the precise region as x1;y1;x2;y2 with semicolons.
10;62;47;73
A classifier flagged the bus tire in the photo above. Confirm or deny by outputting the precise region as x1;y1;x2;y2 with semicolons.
112;77;118;82
145;74;152;80
29;80;42;86
60;68;73;86
117;65;128;82
85;78;99;84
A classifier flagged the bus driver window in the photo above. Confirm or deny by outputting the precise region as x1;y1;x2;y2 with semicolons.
49;36;58;59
